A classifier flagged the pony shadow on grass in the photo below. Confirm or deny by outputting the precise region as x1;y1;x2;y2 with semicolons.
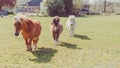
30;47;57;63
74;34;91;40
59;42;82;49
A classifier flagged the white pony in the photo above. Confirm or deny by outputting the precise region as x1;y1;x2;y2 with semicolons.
66;15;76;36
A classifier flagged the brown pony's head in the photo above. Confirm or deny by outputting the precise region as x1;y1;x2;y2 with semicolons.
13;14;34;36
52;16;60;26
13;16;22;36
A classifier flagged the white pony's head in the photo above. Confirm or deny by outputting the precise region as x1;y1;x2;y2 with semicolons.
68;15;76;23
69;15;75;19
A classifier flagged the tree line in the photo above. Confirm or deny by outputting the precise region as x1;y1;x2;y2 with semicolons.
0;0;82;16
90;0;120;14
41;0;83;16
0;0;120;16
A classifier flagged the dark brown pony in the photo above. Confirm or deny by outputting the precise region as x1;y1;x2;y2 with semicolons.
13;15;42;51
50;16;63;44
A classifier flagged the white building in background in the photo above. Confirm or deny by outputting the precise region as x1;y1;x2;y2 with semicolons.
14;0;30;13
14;0;42;14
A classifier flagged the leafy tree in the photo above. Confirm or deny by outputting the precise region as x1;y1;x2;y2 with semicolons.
63;0;73;15
47;0;65;16
0;0;17;10
40;0;48;16
47;0;74;16
73;0;83;15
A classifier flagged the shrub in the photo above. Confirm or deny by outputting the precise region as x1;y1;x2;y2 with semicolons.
47;0;65;16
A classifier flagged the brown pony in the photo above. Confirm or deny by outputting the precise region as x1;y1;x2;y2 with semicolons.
50;16;63;44
13;14;42;51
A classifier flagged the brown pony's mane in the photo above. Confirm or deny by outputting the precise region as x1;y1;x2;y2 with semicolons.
19;17;34;33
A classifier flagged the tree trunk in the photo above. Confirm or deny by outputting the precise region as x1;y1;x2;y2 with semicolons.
0;3;2;10
63;0;73;15
104;0;107;13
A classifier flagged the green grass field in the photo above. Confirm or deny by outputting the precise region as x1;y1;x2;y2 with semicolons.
0;15;120;68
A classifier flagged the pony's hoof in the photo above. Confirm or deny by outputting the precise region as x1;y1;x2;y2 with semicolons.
27;48;32;51
34;47;37;49
69;35;73;37
54;40;59;45
34;46;37;49
54;41;57;44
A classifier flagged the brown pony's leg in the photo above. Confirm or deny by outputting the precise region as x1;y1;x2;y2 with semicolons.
52;32;57;44
33;40;36;49
56;32;60;42
28;39;32;51
33;38;39;49
25;39;29;51
53;32;56;41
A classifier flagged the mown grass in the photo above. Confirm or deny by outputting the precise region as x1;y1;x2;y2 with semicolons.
0;15;120;68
